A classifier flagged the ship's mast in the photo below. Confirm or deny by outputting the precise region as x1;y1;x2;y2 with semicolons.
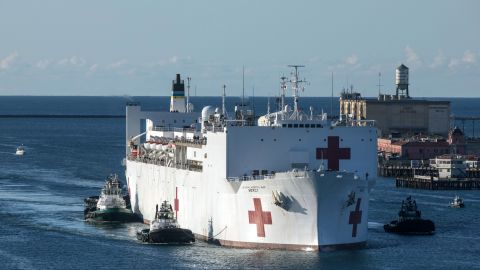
222;84;227;116
288;65;306;120
242;66;245;108
186;77;191;113
280;75;287;112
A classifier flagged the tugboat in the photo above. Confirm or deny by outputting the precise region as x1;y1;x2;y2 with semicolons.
15;145;25;156
450;195;465;208
84;174;138;222
384;196;435;235
137;200;195;244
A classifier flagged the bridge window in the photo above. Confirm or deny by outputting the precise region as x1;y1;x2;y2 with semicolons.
316;124;322;128
282;124;286;128
305;124;310;128
293;124;298;128
288;124;292;128
299;124;304;128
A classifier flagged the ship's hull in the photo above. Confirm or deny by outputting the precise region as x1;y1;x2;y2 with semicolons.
86;207;138;223
126;160;373;251
149;228;195;243
383;219;435;235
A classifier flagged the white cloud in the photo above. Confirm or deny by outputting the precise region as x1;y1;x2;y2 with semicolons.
89;64;98;72
462;50;476;64
345;54;358;65
405;45;422;68
0;51;18;70
108;59;127;69
429;50;445;68
84;63;100;77
448;58;460;69
169;56;178;64
448;50;477;70
57;56;86;66
36;59;50;69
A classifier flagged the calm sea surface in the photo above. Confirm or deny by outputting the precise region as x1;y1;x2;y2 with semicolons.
0;96;479;270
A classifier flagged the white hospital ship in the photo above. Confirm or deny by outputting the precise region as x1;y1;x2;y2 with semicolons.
125;67;377;251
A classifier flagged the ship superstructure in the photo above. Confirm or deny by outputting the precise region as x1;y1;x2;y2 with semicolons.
125;68;377;251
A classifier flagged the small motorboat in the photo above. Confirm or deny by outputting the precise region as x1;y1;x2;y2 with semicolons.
137;200;195;244
384;196;435;235
84;174;138;223
15;145;25;156
450;195;465;208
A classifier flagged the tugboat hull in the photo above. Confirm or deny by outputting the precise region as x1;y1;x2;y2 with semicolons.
86;208;138;223
138;228;195;243
149;228;195;243
384;219;435;235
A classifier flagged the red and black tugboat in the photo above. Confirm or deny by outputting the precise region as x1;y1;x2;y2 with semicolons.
384;196;435;235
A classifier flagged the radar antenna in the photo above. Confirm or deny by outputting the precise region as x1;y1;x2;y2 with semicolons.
287;65;307;120
377;72;383;97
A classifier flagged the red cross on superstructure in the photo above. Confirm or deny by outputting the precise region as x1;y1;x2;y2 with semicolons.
349;198;362;237
174;187;179;218
248;198;272;237
316;136;351;171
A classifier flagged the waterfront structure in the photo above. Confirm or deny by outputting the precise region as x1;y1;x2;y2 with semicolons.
378;127;466;160
378;138;450;160
394;154;480;190
125;69;377;251
339;64;450;137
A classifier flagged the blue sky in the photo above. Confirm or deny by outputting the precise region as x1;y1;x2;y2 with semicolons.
0;0;479;97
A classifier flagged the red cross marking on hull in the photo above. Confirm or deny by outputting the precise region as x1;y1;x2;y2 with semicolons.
349;198;362;237
316;136;351;171
248;198;272;237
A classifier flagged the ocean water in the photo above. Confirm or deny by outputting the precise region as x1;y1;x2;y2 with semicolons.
0;96;480;270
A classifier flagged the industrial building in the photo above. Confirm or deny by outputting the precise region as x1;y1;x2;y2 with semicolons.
340;64;451;137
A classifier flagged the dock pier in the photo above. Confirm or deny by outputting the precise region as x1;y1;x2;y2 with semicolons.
379;165;480;178
395;177;480;190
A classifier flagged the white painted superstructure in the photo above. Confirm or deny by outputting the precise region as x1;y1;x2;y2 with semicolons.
125;69;377;251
